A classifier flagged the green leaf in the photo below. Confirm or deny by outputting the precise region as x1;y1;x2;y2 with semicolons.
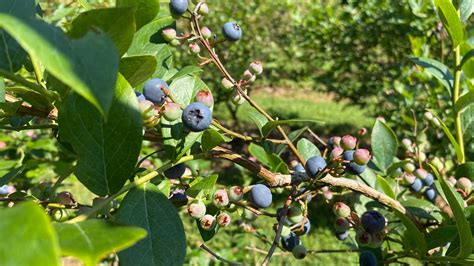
157;179;171;196
170;66;203;81
461;104;474;143
68;7;136;56
58;75;143;196
429;110;464;163
455;90;474;113
0;78;4;102
116;183;186;266
248;143;288;173
0;1;119;115
0;30;27;72
371;120;398;172
296;138;321;160
120;55;157;87
196;219;218;242
431;165;473;258
395;210;427;256
376;175;396;199
276;127;307;155
161;76;209;160
116;0;160;30
456;162;474;179
261;119;323;137
410;56;453;94
434;0;465;47
243;107;268;136
54;220;147;266
426;225;457;250
201;128;226;153
0;202;60;266
187;174;218;198
460;0;474;22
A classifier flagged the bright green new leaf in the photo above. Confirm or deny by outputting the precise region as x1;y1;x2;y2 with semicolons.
120;55;157;87
187;174;219;198
371;120;398;172
297;138;321;160
434;0;465;47
0;202;60;266
410;56;453;95
116;183;186;266
58;75;143;196
460;0;474;22
54;220;147;266
201;128;227;152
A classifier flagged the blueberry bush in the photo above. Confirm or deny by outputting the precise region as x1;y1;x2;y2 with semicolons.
1;0;474;265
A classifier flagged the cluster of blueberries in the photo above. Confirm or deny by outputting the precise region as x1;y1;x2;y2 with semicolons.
333;202;386;266
136;78;213;132
399;165;438;202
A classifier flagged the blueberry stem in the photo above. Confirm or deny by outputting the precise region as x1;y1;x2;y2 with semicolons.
200;243;241;266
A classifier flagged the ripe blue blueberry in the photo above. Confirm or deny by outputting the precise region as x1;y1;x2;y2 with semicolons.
335;230;349;241
249;184;272;208
281;232;301;251
424;187;437;202
182;102;212;132
222;22;242;42
347;161;366;175
164;163;186;179
342;150;355;161
135;91;146;102
169;190;188;207
422;173;434;186
359;251;377;266
292;245;307;259
360;210;385;234
293;163;305;173
305;156;327;177
143;78;168;105
409;178;423;193
169;0;188;16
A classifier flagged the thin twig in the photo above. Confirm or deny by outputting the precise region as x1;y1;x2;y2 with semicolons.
200;243;241;266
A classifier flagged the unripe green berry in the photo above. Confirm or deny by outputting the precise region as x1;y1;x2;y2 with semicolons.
287;206;304;224
280;225;291;237
198;3;208;15
414;168;427;180
249;61;263;75
353;149;371;165
221;78;234;91
424;111;433;121
401;138;412;150
229;186;243;202
232;90;246;105
212;189;229;208
292;245;307;259
333;202;351;218
217;212;231;227
201;27;212;39
200;214;216;230
242;70;256;83
341;135;357;150
139;100;156;119
456;177;472;195
189;43;201;54
162;102;182;121
403;162;416;173
431;157;444;172
170;39;181;47
161;28;177;42
401;173;416;186
187;201;206;219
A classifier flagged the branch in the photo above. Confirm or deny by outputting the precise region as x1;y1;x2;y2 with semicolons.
200;243;241;266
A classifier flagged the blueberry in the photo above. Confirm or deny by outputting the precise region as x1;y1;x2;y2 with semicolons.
229;186;244;202
456;177;472;195
56;191;74;205
187;201;206;219
305;156;327;177
342;150;355;161
143;78;168;105
281;233;301;251
347;162;366;175
0;185;11;195
135;91;146;102
222;22;242;42
359;251;377;266
341;135;357;150
328;136;341;148
334;217;350;232
354;149;371;165
200;214;216;231
162;102;182;122
424;187;437;202
169;190;188;207
422;173;434;186
360;210;385;234
182;102;212;132
217;212;231;227
287;206;304;224
355;230;372;246
335;230;349;241
295;220;311;236
292;245;307;259
293;163;305;173
169;0;188;16
212;189;229;208
333;202;351;218
409;178;423;193
249;184;272;208
164;163;186;179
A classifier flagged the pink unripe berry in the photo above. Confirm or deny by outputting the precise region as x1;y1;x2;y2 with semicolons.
217;212;231;227
341;135;357;150
221;78;234;91
358;128;368;136
456;177;472;195
0;141;6;149
212;189;229;208
139;100;157;119
162;102;182;121
198;3;209;15
414;169;427;180
333;202;351;218
355;230;372;246
334;217;350;232
249;61;263;75
187;201;206;219
354;149;371;165
401;138;412;150
56;191;74;205
195;90;214;107
200;214;216;230
330;147;344;160
189;43;201;54
242;70;256;83
161;28;176;42
402;173;416;186
201;27;212;39
229;186;244;202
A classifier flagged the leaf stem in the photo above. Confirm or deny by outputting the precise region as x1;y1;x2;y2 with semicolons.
453;44;465;164
0;69;57;103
